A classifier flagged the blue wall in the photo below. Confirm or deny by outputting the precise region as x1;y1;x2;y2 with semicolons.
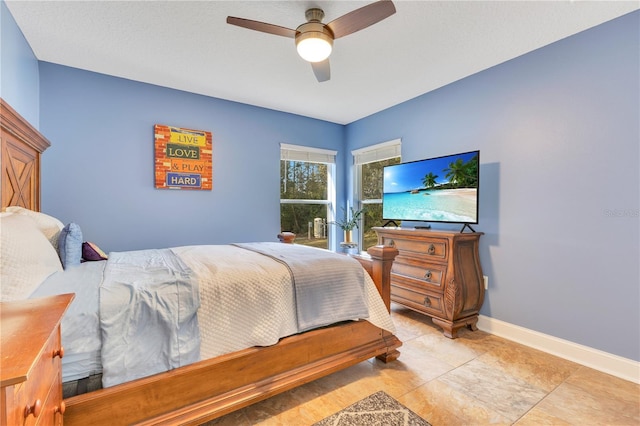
2;1;638;363
0;0;40;124
347;11;639;361
38;64;346;251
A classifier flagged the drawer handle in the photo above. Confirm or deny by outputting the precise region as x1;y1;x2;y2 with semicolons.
24;399;42;418
423;296;431;307
427;244;435;255
54;401;66;415
53;346;64;359
424;270;432;281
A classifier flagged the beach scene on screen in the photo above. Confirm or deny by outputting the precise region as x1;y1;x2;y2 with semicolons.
383;152;478;223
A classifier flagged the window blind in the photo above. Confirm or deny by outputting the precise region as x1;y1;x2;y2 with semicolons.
280;143;336;164
352;139;401;165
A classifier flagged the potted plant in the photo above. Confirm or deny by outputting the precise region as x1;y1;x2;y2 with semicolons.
331;206;364;243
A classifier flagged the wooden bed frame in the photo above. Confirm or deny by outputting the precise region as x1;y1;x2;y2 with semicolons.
1;98;401;425
0;99;50;209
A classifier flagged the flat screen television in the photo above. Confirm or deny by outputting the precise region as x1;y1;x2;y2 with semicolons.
382;150;479;226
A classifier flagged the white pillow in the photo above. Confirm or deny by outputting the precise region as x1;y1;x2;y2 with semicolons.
4;206;64;250
0;213;63;302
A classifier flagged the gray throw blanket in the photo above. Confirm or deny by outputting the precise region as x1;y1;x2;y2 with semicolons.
100;249;200;387
233;243;369;332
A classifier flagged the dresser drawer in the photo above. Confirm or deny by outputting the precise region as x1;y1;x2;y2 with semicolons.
384;236;448;261
392;262;446;290
14;327;63;426
391;284;444;316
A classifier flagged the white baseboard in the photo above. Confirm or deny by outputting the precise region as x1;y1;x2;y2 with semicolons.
477;315;640;384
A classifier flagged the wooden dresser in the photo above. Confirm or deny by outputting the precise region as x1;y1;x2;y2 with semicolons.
374;227;484;338
1;293;74;426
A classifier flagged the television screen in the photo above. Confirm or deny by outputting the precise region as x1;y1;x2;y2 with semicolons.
383;150;479;224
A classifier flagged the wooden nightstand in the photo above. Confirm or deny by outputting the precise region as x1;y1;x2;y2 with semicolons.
1;293;74;426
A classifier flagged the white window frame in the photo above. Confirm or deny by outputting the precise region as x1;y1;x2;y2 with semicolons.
280;143;338;249
351;139;402;248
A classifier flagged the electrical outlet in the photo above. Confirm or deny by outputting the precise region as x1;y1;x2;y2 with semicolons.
483;275;488;290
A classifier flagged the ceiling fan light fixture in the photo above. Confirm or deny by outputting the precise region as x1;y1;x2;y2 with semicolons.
295;24;333;62
227;1;396;81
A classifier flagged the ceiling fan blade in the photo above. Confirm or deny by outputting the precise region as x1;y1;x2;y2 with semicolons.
226;16;297;38
327;0;396;39
311;59;330;82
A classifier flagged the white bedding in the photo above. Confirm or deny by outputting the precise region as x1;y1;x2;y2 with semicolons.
30;244;395;386
30;260;105;381
233;242;369;332
176;245;395;361
100;248;201;387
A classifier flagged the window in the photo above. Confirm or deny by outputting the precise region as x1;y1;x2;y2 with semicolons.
280;144;336;249
352;139;401;251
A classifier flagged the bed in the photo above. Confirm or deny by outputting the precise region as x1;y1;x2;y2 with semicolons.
0;98;401;425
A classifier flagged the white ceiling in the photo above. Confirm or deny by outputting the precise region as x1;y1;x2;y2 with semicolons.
6;1;638;125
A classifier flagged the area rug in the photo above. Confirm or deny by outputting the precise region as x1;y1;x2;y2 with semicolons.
313;390;431;426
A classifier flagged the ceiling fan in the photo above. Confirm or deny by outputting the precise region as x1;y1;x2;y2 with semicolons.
226;1;396;82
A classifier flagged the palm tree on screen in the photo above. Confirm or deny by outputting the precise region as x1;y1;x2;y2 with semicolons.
444;159;467;187
422;172;438;189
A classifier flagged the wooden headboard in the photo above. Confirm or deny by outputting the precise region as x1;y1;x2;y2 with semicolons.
0;98;51;211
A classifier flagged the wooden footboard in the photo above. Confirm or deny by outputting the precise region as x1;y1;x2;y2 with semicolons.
64;245;400;426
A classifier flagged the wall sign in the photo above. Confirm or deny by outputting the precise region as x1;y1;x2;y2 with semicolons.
154;124;212;190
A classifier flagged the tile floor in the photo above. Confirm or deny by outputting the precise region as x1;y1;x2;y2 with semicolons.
207;304;640;425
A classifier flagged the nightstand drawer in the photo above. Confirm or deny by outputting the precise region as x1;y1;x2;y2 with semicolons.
15;372;64;426
392;262;445;289
1;294;73;426
14;327;63;426
40;372;64;426
391;284;444;316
